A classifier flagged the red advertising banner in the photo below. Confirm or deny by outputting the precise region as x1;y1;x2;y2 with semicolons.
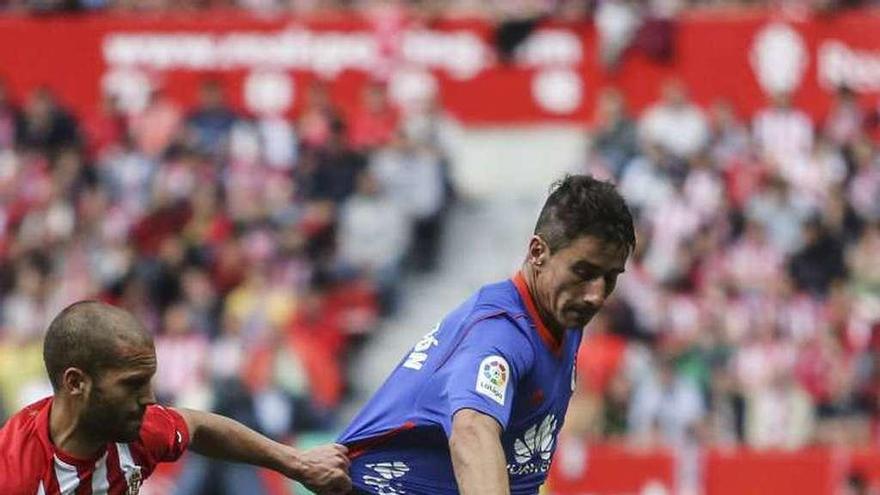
0;11;879;125
548;441;675;494
548;444;880;494
705;448;835;495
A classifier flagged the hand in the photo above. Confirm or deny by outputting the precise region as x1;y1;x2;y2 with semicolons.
295;444;352;494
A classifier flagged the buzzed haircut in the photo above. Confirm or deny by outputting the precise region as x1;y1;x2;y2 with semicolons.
534;175;636;254
43;301;153;391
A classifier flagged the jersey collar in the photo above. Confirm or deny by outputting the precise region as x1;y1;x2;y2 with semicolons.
37;397;108;468
512;271;563;356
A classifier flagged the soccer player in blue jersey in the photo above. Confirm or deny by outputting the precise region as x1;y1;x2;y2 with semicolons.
338;175;635;494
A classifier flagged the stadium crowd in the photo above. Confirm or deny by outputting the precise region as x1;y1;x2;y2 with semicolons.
1;0;877;16
564;80;880;490
0;73;454;460
0;1;879;492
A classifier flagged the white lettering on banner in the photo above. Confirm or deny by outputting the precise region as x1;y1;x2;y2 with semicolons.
749;22;808;95
819;41;880;92
102;28;493;78
515;30;582;67
243;70;294;116
532;69;582;114
403;323;441;370
400;30;487;79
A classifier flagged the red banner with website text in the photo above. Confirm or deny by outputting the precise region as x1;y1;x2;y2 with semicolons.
548;444;880;494
0;10;879;125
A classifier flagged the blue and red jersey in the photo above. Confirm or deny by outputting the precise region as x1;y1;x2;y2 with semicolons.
338;272;583;495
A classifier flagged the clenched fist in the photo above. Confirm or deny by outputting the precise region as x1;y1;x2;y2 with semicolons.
294;443;352;494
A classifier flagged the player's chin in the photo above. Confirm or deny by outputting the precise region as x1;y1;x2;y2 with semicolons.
118;420;143;442
563;310;595;329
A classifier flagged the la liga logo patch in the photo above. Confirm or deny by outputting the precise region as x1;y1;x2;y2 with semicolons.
476;355;509;405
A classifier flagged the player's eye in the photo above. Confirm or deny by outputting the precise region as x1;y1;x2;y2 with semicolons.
125;378;148;388
603;273;619;293
573;267;599;281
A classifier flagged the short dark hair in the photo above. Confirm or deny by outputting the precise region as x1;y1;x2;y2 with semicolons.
43;301;152;391
534;175;635;254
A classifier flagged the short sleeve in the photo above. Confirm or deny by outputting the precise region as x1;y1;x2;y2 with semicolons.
137;404;191;464
438;315;535;436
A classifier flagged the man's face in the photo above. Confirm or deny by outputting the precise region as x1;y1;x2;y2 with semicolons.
81;345;157;443
532;235;628;330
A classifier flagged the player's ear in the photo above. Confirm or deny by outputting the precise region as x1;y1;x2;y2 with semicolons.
62;367;90;397
528;235;550;270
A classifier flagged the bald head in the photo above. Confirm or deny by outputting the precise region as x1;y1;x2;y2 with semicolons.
43;301;153;392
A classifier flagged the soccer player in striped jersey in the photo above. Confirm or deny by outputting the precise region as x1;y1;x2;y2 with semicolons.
0;301;351;495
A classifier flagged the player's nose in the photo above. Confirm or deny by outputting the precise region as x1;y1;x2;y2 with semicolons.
582;278;606;307
140;386;157;406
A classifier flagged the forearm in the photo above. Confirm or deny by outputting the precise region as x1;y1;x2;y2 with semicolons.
176;408;301;478
450;415;509;495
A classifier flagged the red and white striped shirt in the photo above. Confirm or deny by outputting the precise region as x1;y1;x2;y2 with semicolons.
0;397;190;495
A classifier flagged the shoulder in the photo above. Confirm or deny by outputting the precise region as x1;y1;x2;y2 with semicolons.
0;397;49;448
131;404;190;466
470;279;529;319
0;398;51;490
453;313;537;374
138;404;188;446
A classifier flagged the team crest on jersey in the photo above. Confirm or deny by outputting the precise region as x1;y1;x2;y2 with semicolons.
476;355;509;405
508;414;558;476
125;468;142;495
362;461;410;494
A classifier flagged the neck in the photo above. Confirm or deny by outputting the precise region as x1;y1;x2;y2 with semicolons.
50;396;104;459
520;263;565;340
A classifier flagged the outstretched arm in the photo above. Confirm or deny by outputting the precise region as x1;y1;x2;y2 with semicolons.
450;408;510;495
174;408;351;494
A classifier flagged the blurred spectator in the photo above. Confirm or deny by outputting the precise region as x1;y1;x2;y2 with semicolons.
708;100;751;167
619;142;675;216
17;88;80;154
745;370;815;449
592;87;639;178
348;81;399;151
336;171;410;313
789;217;847;297
370;127;446;271
746;175;811;255
753;92;814;181
82;93;126;160
847;139;880;223
297;80;342;151
639;79;709;160
299;120;367;204
847;222;880;297
154;302;210;406
824;86;864;149
595;0;642;69
129;88;183;158
186;79;239;158
629;357;705;446
0;80;22;151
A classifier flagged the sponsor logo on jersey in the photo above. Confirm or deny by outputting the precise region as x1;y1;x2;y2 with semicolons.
362;461;410;494
403;323;441;371
508;414;558;476
476;355;509;405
